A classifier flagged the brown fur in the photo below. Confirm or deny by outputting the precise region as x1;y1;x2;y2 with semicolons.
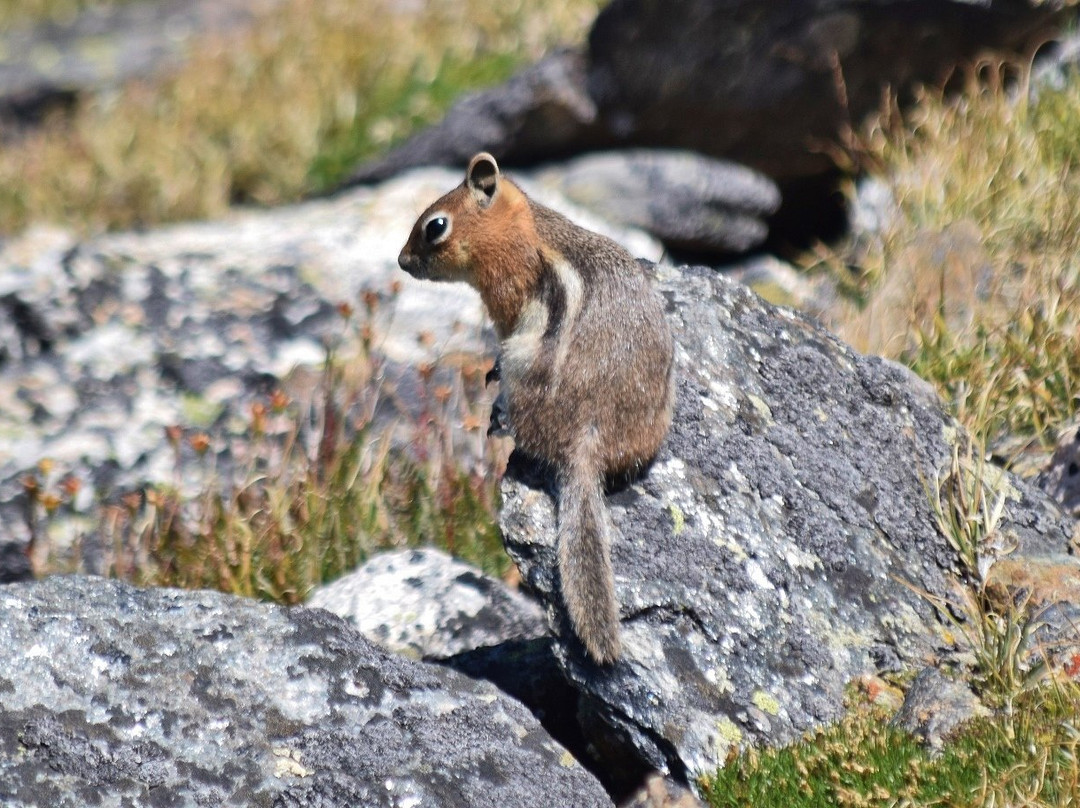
399;153;675;664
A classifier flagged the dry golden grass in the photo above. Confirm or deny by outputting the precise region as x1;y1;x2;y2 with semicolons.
814;63;1080;458
0;0;601;234
0;0;135;26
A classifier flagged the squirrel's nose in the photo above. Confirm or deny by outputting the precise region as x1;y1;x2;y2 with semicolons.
398;249;422;278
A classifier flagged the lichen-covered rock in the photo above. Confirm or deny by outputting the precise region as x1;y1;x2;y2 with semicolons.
500;264;1074;778
0;575;613;808
306;548;547;659
1037;417;1080;519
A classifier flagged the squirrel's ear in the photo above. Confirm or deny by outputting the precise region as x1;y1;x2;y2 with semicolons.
466;153;499;207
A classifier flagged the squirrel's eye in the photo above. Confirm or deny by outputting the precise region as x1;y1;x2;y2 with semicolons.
424;216;450;244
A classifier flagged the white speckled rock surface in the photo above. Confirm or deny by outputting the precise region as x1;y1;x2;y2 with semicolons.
307;547;546;659
0;575;613;808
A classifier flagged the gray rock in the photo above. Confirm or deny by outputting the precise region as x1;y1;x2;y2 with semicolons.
306;551;602;782
537;150;781;254
499;264;1074;777
0;542;31;584
346;50;604;186
307;547;547;660
892;667;990;750
443;637;606;791
0;575;614;807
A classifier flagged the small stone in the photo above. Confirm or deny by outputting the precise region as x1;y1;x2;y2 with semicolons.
892;667;990;751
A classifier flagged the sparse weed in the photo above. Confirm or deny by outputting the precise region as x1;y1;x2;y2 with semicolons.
927;441;1011;586
25;293;510;601
925;441;1054;707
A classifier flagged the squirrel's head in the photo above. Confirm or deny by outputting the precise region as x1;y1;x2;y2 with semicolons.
398;152;534;285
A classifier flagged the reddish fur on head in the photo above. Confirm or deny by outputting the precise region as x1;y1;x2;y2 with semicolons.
398;153;545;338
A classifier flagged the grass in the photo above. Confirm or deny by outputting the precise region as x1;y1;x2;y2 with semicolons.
23;296;513;602
0;0;602;234
928;440;1071;708
702;682;1080;808
811;61;1080;462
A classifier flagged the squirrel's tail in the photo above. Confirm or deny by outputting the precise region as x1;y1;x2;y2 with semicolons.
557;452;621;664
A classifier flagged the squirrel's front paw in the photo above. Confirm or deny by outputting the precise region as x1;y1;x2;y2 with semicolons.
488;391;512;437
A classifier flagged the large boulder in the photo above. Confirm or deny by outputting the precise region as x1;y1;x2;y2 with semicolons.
0;575;614;807
585;0;1065;181
499;263;1075;778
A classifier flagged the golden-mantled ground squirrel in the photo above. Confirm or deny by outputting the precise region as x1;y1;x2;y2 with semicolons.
398;153;675;664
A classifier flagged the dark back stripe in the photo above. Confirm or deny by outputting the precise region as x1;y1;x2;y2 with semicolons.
538;257;567;343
